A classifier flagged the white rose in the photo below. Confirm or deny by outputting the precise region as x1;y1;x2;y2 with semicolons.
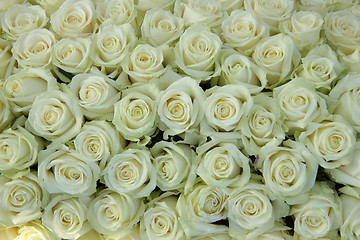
65;73;120;121
244;0;294;32
87;188;145;238
339;48;360;73
140;193;184;240
259;140;318;205
273;77;328;132
0;226;18;240
1;4;47;41
50;0;96;38
297;44;344;90
218;50;267;94
338;186;360;240
174;0;225;29
291;183;342;239
157;77;205;138
42;195;92;239
329;73;360;132
0;39;14;80
113;83;158;142
104;225;140;240
193;231;232;240
176;183;228;238
240;94;285;156
217;0;243;13
174;25;222;81
299;115;356;169
151;141;195;192
103;147;156;198
33;0;65;16
121;44;168;84
38;143;100;196
141;8;184;46
52;38;92;75
4;68;58;114
203;85;253;135
252;34;300;86
15;221;59;240
196;140;251;189
26;90;83;143
74;120;126;171
95;0;136;26
90;24;135;72
12;28;56;68
221;10;269;56
0;0;25;11
0;172;49;227
324;10;360;55
0;89;15;133
0;127;43;173
247;222;292;240
279;11;323;50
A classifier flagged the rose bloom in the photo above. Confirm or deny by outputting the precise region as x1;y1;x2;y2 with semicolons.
0;127;43;173
0;172;49;227
87;188;145;238
291;183;342;239
174;25;222;81
25;90;83;143
338;186;360;240
50;0;96;38
137;0;175;11
339;48;360;73
176;182;228;238
37;143;100;196
0;39;13;80
14;221;59;240
3;68;59;114
141;7;184;47
12;28;56;68
0;89;15;133
1;4;47;41
95;0;136;27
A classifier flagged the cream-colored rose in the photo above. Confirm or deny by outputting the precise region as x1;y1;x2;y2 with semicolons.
95;0;136;26
90;24;135;71
196;140;250;189
42;195;92;239
113;83;158;142
291;183;342;239
1;4;47;41
74;120;126;171
12;28;56;68
299;115;356;169
329;73;360;132
38;143;100;196
339;48;360;73
244;0;294;32
174;0;225;29
50;0;96;38
25;90;83;143
87;188;145;238
103;147;156;198
241;94;285;155
338;186;360;240
324;10;360;55
32;0;65;16
176;183;228;238
104;225;140;240
297;44;344;90
65;73;120;121
252;34;300;86
0;89;15;133
221;10;269;56
174;25;222;81
247;222;292;240
52;38;92;75
4;68;58;114
140;193;184;240
141;8;184;46
157;77;205;138
273;77;328;132
121;44;168;84
15;221;59;240
0;226;18;240
217;0;243;13
151;141;195;192
259;140;318;205
0;0;25;11
0;127;43;173
218;50;267;94
203;85;253;134
0;172;49;227
0;39;14;80
279;11;323;50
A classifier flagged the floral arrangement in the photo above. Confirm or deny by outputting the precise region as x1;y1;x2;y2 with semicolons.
0;0;360;239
